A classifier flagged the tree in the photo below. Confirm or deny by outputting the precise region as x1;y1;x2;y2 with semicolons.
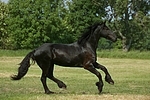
7;0;74;49
131;11;150;50
0;1;9;49
67;0;108;35
6;0;113;49
3;0;150;50
107;0;150;51
66;0;115;49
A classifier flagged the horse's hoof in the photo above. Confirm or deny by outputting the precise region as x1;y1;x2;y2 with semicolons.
58;82;67;89
95;82;103;93
59;86;67;91
106;79;114;85
109;81;114;85
62;86;67;89
105;76;114;85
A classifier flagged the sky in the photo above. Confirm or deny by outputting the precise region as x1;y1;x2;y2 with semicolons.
1;0;8;3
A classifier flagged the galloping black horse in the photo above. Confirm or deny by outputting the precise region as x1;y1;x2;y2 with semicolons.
11;21;117;94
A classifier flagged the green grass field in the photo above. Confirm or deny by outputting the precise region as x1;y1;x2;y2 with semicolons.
0;57;150;100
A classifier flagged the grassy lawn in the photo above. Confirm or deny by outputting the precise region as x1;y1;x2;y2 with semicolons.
0;57;150;100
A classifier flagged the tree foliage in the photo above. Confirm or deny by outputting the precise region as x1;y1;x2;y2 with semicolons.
0;1;9;49
107;0;150;51
1;0;150;50
7;0;70;49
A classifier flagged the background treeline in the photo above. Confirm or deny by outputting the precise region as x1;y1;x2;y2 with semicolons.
0;0;150;51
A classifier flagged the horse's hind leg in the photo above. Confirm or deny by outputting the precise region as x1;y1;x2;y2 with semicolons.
47;63;67;89
41;72;54;94
93;62;114;85
36;59;54;94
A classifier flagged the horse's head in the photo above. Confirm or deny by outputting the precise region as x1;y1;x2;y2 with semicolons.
78;22;117;46
98;22;117;42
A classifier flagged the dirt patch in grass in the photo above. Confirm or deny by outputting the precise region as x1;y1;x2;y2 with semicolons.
70;95;149;100
29;94;150;100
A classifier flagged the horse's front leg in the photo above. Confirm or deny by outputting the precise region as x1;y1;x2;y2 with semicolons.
93;62;114;85
84;64;103;93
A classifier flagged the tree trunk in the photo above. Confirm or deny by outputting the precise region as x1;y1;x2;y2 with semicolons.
118;31;132;52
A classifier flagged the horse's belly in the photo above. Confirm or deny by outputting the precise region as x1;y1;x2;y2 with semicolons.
53;57;83;67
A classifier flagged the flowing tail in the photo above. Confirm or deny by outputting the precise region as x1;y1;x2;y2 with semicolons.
11;50;35;80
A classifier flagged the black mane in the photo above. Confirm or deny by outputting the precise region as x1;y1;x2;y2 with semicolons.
77;23;102;45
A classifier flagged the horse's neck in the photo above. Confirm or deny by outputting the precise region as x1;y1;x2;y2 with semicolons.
87;34;101;52
87;26;102;51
